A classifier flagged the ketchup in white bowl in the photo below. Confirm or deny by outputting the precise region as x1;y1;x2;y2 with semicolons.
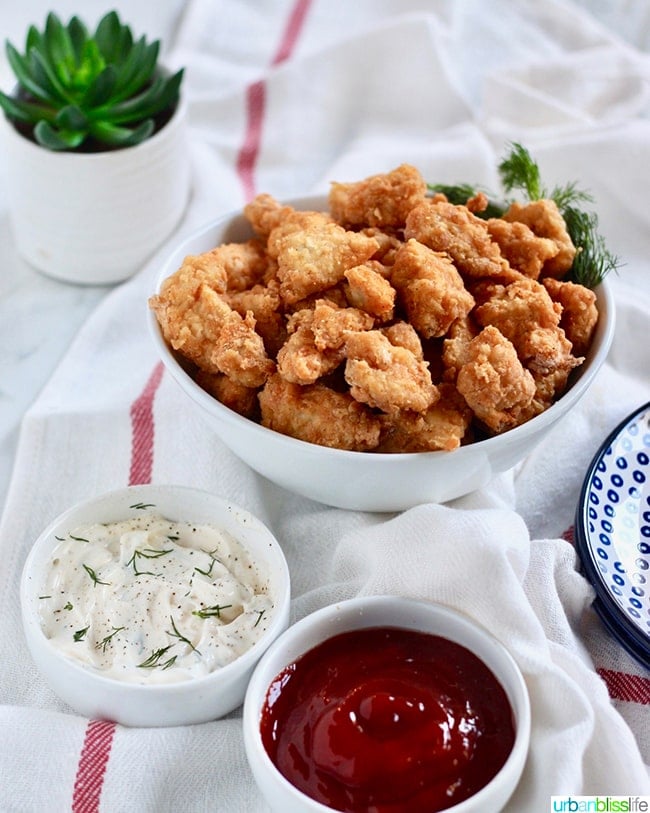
243;596;530;813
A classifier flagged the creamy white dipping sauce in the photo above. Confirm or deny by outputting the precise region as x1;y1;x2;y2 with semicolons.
38;515;275;684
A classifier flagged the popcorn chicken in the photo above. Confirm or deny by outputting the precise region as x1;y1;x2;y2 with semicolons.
329;163;427;229
150;163;599;453
543;277;599;356
486;218;558;279
344;329;438;414
404;199;515;281
456;325;536;434
503;199;576;278
259;373;382;451
391;238;475;338
273;219;380;306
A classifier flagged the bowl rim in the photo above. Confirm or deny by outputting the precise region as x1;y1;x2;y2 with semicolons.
574;400;650;669
20;483;292;695
242;594;531;813
147;196;616;462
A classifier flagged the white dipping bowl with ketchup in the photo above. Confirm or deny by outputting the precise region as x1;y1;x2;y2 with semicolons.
243;595;530;813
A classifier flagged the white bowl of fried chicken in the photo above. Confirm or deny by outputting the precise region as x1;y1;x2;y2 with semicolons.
149;160;615;512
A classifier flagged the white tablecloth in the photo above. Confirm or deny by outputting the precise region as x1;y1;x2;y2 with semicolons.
1;1;650;810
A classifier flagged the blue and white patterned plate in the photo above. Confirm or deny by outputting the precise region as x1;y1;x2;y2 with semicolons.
575;401;650;669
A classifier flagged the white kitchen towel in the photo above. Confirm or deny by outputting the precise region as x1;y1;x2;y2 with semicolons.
1;0;650;810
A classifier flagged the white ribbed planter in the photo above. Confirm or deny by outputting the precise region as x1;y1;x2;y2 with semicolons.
1;96;191;285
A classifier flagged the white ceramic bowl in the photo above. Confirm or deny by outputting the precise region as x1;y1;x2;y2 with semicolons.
20;484;291;727
148;197;616;512
242;596;531;813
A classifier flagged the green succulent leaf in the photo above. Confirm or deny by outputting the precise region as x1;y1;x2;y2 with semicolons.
89;118;154;147
5;42;52;103
55;104;88;131
104;69;183;124
67;16;89;64
1;9;183;151
44;12;77;86
81;65;118;108
0;90;56;124
112;39;158;102
34;119;87;150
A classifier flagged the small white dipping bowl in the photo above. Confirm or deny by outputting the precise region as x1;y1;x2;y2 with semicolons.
148;196;615;512
243;595;531;813
20;484;291;727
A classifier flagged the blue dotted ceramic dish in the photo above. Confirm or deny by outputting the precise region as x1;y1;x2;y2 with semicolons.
575;401;650;669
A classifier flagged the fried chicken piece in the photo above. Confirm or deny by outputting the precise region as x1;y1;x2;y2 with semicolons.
311;299;375;350
329;164;427;229
212;303;276;388
273;220;380;306
243;193;296;239
360;227;404;265
380;321;425;358
266;210;335;261
224;280;286;357
377;383;473;452
543;277;599;356
258;373;382;451
474;276;581;377
404;199;517;281
486;218;558;280
205;239;268;291
149;260;229;373
441;315;479;382
456;325;536;434
344;262;396;322
194;370;260;419
390;238;475;338
344;329;438;414
276;318;342;385
503;199;576;278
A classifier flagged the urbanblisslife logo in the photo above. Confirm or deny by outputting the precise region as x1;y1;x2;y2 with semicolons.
551;798;649;812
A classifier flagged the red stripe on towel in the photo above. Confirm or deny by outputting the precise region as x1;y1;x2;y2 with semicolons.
236;0;313;201
71;720;116;813
597;668;650;704
129;361;165;485
561;525;575;545
72;364;164;810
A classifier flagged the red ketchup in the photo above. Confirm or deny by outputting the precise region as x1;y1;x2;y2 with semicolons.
260;627;515;813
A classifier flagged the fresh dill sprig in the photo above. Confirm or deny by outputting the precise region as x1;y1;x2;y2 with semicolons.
253;609;266;628
127;547;172;577
137;645;176;669
427;183;506;219
70;534;90;543
192;603;232;619
167;616;201;655
82;563;110;587
95;626;126;653
73;626;89;642
497;142;620;286
130;502;156;510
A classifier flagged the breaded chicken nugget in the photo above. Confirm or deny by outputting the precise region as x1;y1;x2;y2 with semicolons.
194;370;260;419
441;315;479;382
329;164;427;229
391;238;475;338
542;277;598;356
503;199;576;278
243;193;295;239
310;299;375;351
258;373;382;451
212;305;276;388
344;329;438;414
404;199;516;281
344;262;396;322
456;325;536;434
205;239;268;292
486;218;558;280
377;383;473;452
474;276;581;377
274;220;379;306
225;281;286;357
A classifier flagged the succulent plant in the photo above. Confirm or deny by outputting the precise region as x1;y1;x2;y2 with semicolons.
0;10;184;151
